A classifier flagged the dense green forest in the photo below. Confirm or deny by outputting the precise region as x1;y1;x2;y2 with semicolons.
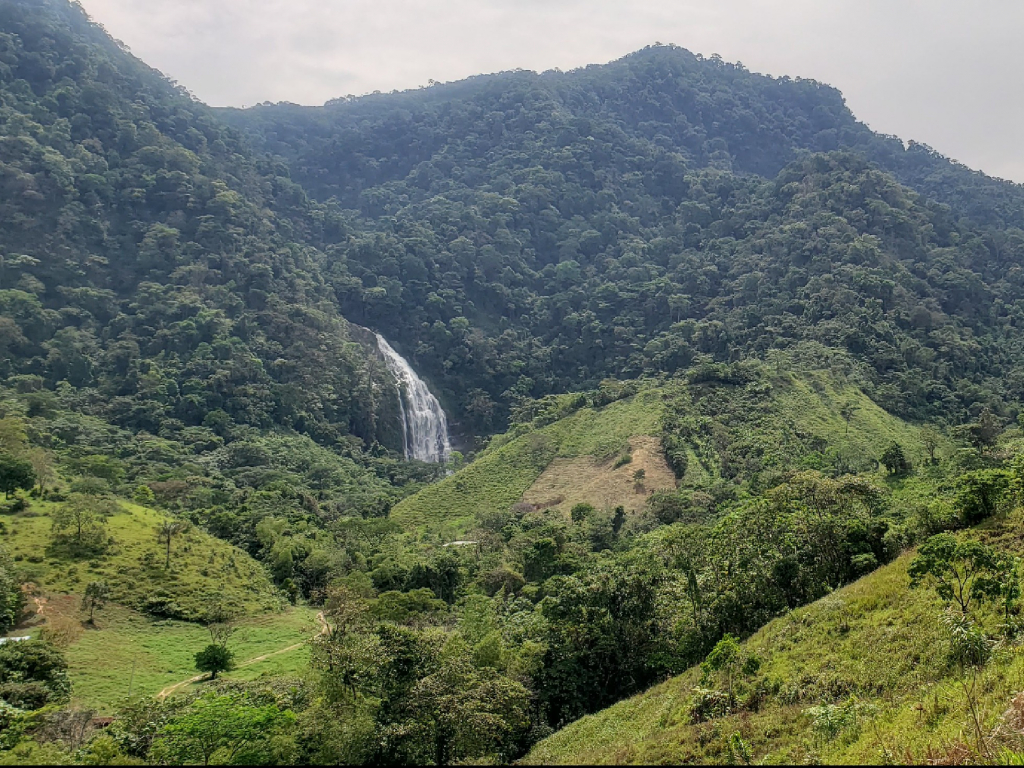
5;0;1024;765
221;49;1024;436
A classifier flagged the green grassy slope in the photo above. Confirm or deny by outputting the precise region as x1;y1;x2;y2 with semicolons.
16;600;317;714
526;514;1024;765
4;500;283;619
671;367;935;487
1;499;313;714
392;367;937;536
391;390;665;531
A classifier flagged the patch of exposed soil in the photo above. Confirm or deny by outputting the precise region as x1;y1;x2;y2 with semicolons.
520;435;677;516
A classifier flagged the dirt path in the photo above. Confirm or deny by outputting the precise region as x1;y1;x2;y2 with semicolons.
156;612;326;701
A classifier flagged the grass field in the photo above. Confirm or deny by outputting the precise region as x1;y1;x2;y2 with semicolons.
12;597;317;714
0;497;306;714
3;499;283;620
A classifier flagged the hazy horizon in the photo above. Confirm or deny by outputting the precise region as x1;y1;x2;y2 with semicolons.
77;0;1024;183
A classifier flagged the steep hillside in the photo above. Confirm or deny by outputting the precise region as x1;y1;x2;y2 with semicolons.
5;498;282;620
221;45;1024;228
221;57;1024;435
0;0;403;451
393;358;934;534
5;5;1024;764
526;514;1024;765
390;388;664;531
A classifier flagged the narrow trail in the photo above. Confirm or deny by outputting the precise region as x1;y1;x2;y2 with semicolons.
156;612;326;701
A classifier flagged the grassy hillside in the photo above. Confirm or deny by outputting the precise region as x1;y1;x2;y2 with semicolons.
526;513;1024;765
14;599;316;714
390;390;665;531
392;364;937;535
673;366;936;486
4;499;283;620
0;498;316;715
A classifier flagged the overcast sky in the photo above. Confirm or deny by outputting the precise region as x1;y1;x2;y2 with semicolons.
77;0;1024;183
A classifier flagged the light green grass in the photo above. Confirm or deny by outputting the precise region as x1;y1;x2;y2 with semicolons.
4;500;283;619
777;371;935;468
392;370;942;535
8;601;317;714
391;393;665;531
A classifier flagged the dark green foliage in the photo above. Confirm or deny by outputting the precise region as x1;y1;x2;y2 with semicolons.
954;470;1012;524
194;644;235;680
0;640;71;710
0;453;34;499
0;545;23;634
612;506;626;536
224;49;1024;435
0;0;404;457
538;556;665;725
569;502;594;524
155;692;295;765
370;589;446;624
13;7;1024;763
880;442;911;476
954;409;1004;451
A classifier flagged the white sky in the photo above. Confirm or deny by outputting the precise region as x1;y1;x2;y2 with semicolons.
76;0;1024;182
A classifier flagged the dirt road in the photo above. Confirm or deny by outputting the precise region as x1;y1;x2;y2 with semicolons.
156;612;326;701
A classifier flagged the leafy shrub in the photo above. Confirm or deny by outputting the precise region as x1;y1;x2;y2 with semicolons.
613;453;633;469
689;687;733;723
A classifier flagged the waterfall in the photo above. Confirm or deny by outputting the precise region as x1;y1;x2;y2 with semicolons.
375;333;452;464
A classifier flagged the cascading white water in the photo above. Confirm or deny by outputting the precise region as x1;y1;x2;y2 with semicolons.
375;333;452;464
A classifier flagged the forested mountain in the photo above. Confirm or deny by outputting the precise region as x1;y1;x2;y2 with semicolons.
221;50;1024;436
0;0;403;453
6;1;1024;765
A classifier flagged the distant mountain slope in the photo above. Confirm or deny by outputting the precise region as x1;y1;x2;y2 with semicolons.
220;45;1024;229
0;0;402;450
391;360;933;534
220;53;1024;435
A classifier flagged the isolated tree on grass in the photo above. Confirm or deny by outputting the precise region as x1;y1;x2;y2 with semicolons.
51;494;113;553
0;453;35;499
156;520;188;569
633;468;646;493
194;644;234;681
81;580;110;623
880;442;911;476
839;401;859;435
909;533;1012;615
921;426;942;466
26;448;53;496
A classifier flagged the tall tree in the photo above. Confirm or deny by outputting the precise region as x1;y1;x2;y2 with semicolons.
156;520;188;570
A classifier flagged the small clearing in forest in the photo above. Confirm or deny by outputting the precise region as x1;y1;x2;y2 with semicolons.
520;436;676;516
